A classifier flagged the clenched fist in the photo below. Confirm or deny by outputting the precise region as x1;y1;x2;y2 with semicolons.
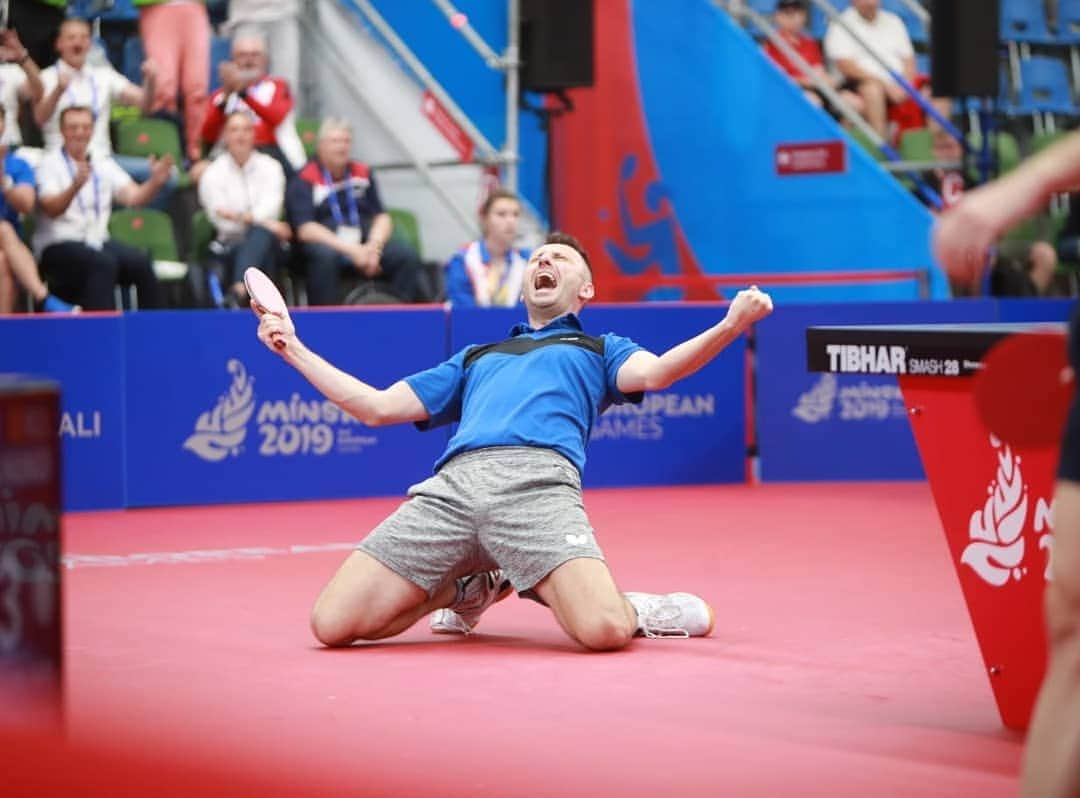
724;285;773;332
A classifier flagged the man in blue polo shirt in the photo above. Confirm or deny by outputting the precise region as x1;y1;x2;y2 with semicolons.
254;232;773;649
285;117;426;305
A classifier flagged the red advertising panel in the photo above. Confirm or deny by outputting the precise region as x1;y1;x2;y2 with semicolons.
0;377;62;730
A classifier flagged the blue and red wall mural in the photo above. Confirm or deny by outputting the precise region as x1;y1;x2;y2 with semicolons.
552;1;947;303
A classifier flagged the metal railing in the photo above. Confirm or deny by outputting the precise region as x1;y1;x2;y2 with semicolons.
301;12;479;237
733;1;945;208
337;0;521;189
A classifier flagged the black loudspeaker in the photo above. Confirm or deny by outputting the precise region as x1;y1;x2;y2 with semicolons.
520;0;594;92
930;0;1000;96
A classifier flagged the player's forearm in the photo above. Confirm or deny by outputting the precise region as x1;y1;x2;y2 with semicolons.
978;132;1080;235
284;341;390;425
646;318;742;390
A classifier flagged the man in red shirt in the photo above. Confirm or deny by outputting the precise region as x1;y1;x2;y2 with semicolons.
762;0;863;117
192;31;306;181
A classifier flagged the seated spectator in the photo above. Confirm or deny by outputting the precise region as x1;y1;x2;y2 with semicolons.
444;188;530;307
920;127;1059;298
197;111;289;308
823;0;926;141
0;105;75;313
285;117;425;305
0;29;45;154
135;0;210;163
762;0;864;119
34;18;156;166
194;30;305;181
33;106;172;311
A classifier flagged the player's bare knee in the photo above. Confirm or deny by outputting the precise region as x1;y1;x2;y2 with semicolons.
573;614;634;652
309;607;356;648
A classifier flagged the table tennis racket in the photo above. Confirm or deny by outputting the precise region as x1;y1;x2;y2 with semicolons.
973;330;1073;449
243;266;289;350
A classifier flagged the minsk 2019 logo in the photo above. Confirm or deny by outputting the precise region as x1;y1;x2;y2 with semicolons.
961;436;1055;586
184;359;376;462
184;359;256;461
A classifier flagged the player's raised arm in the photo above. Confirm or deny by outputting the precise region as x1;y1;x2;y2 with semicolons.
933;130;1080;287
254;306;429;427
616;286;773;394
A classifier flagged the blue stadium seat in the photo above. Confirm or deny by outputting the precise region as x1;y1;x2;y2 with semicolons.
208;36;232;93
916;52;931;78
1009;56;1076;115
881;0;928;45
1060;0;1080;42
807;4;828;39
121;35;144;87
1000;0;1056;43
68;0;138;20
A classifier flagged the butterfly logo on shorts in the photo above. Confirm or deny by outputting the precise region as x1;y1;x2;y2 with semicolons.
565;534;588;546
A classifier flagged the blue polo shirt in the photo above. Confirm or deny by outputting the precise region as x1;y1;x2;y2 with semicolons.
405;313;644;475
0;151;33;229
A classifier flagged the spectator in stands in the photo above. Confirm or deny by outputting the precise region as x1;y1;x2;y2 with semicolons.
134;0;210;164
0;105;75;312
286;117;425;306
33;105;172;310
920;127;1059;298
9;0;66;72
224;1;300;103
0;29;44;152
444;188;530;307
197;111;289;308
194;29;305;181
762;0;864;118
34;18;156;159
823;0;923;140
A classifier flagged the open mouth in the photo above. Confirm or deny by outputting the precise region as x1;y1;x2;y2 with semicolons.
534;270;557;290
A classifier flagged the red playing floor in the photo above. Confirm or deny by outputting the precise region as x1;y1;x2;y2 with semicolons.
9;483;1024;796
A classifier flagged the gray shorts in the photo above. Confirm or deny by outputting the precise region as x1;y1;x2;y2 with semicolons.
357;446;605;597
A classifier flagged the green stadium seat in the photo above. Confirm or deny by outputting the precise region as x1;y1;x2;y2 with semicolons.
388;207;422;256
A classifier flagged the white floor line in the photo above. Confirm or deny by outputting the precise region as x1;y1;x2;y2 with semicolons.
62;542;358;569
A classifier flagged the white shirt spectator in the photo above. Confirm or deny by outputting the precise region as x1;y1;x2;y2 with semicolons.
0;64;29;146
33;148;133;254
197;149;286;244
39;61;138;157
824;6;914;85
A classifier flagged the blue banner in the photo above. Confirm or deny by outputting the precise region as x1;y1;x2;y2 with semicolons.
0;315;126;510
996;297;1073;323
123;308;448;507
757;301;999;481
449;304;746;487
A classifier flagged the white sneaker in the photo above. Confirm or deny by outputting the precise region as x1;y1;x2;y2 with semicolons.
625;591;714;638
430;570;513;635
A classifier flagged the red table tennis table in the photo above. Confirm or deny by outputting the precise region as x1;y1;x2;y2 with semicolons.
806;323;1069;731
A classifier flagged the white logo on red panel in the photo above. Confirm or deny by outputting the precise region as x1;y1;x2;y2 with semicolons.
961;436;1056;586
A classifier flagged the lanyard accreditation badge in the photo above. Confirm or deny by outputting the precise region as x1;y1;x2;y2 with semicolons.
322;167;362;245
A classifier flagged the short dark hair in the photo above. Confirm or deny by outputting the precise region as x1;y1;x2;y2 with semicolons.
545;231;593;281
479;187;520;217
59;105;93;126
